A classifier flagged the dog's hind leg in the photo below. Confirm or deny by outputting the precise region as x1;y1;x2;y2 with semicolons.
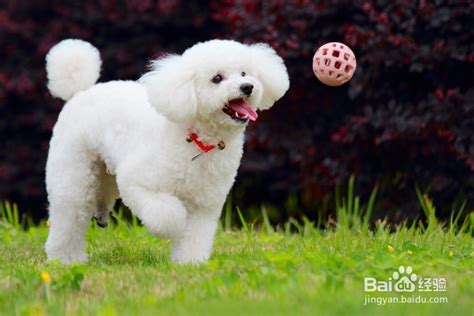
45;144;100;264
94;164;119;228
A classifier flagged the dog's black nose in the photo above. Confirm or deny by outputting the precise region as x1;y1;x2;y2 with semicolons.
240;83;254;96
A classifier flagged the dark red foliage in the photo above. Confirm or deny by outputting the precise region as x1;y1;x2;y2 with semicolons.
0;0;473;222
0;0;219;218
213;0;474;220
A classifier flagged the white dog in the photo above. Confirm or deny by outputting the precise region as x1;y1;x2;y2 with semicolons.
44;39;289;264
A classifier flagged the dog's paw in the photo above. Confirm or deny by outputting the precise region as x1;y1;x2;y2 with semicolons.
140;193;187;240
46;251;89;265
171;237;213;265
171;251;210;265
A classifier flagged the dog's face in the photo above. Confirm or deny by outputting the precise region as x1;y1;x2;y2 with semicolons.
140;40;289;128
193;59;263;126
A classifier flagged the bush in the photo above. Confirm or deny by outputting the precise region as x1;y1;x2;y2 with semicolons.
0;0;472;222
213;0;474;221
0;0;217;219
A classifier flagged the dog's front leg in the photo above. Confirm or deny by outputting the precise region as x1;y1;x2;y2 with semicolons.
171;212;219;264
117;174;188;239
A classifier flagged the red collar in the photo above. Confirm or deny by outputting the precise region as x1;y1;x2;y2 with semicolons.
186;128;225;153
186;129;216;152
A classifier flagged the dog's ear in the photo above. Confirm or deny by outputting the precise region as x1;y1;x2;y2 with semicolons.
139;55;197;122
250;43;290;110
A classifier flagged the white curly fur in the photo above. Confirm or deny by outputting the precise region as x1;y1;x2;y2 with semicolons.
44;39;289;265
46;39;101;101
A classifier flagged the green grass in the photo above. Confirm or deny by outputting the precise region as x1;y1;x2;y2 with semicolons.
0;189;473;315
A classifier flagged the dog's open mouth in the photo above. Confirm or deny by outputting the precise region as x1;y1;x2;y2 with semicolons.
222;98;258;123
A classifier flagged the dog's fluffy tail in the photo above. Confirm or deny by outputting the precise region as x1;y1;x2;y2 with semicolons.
46;39;101;101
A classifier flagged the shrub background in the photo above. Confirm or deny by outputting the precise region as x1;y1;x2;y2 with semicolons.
0;0;472;223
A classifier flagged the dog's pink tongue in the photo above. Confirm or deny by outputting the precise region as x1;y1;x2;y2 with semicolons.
228;100;258;121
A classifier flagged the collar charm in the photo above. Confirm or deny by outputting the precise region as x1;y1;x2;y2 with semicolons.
186;129;225;161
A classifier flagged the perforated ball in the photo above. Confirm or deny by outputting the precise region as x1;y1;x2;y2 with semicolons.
312;42;356;86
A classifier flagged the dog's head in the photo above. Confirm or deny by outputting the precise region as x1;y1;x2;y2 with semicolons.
140;40;289;126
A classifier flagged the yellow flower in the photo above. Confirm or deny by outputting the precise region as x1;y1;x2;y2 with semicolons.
387;245;394;252
40;272;51;283
46;220;50;228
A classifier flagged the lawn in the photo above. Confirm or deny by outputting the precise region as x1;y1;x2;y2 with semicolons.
0;197;473;316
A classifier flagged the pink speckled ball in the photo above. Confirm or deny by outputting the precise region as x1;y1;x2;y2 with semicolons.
313;42;356;86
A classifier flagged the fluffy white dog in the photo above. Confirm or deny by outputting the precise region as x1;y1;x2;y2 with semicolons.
44;39;289;264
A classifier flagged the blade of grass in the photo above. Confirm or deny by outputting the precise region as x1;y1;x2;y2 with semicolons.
224;194;233;231
261;205;273;233
236;207;248;231
449;200;466;234
363;184;378;229
347;175;354;215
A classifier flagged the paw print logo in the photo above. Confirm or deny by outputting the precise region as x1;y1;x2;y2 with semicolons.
392;265;417;292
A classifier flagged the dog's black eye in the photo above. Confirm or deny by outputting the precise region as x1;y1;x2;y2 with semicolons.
211;74;223;84
241;72;246;77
